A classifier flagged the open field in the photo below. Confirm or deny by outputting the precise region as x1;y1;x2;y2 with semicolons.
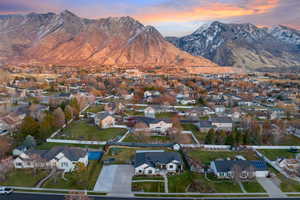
57;120;127;141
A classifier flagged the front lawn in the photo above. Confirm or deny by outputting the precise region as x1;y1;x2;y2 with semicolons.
0;169;49;187
36;142;102;150
259;149;297;161
187;149;259;165
123;134;172;144
168;172;242;193
132;182;165;192
44;160;102;190
58;120;127;141
243;181;266;193
133;176;164;181
156;112;177;118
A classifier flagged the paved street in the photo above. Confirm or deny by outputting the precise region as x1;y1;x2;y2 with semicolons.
257;178;286;198
94;165;134;196
2;192;300;200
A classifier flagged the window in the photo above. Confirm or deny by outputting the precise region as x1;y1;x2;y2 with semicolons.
169;165;173;169
61;162;68;167
148;170;152;174
16;163;22;167
138;170;142;173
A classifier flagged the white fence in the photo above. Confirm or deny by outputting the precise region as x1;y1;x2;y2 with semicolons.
181;144;300;150
46;138;106;145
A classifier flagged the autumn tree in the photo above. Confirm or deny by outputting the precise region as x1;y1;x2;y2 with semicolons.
53;107;66;128
65;192;92;200
0;136;13;159
64;105;74;123
70;98;80;119
38;113;55;141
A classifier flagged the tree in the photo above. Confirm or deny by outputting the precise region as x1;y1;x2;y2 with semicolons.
65;192;92;200
23;135;37;149
231;164;242;184
225;134;235;146
64;105;74;123
0;157;13;182
19;116;39;140
0;137;13;159
204;129;215;144
38;113;55;141
70;98;80;119
53;107;66;128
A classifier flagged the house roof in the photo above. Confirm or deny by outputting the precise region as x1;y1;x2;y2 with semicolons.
94;112;112;120
211;117;232;124
134;152;182;168
213;160;268;172
130;116;171;126
25;146;87;162
198;120;213;128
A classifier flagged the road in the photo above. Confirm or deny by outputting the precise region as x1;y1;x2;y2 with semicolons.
2;192;300;200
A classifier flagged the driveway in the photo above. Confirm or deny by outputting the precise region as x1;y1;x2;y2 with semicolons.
256;178;286;198
94;165;134;195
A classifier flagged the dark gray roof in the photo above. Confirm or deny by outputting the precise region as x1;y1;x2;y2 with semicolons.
94;112;112;120
26;146;87;161
211;117;232;124
214;160;268;172
131;116;171;126
134;152;182;168
198;120;213;128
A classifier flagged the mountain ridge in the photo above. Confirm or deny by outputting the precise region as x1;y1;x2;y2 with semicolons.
0;11;218;69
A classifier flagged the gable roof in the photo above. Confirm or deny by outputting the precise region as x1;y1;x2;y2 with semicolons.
134;152;182;168
130;116;171;126
213;160;267;172
211;117;232;124
25;146;87;162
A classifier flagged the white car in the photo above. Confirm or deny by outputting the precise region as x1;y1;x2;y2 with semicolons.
0;187;13;195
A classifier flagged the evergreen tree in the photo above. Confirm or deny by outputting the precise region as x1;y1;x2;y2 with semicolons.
225;134;235;146
38;113;55;141
19;116;39;139
204;129;215;144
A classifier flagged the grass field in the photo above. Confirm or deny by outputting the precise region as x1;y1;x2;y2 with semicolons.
259;149;297;161
182;123;206;142
0;169;49;187
187;149;259;165
36;142;102;150
58;120;127;141
156;112;177;118
132;182;165;192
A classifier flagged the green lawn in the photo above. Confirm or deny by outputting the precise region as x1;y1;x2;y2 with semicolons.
123;134;172;144
133;176;164;181
168;172;242;193
278;135;300;146
86;105;104;113
125;110;144;116
58;120;127;141
0;169;49;187
243;181;266;193
259;149;297;161
44;160;102;190
36;142;102;150
187;149;259;165
156;112;177;118
132;182;165;192
182;123;206;142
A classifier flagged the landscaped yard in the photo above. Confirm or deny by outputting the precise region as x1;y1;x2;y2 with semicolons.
182;123;206;142
44;160;102;190
168;172;243;193
155;112;177;118
57;120;127;141
242;181;266;193
85;105;104;113
125;110;144;116
187;149;259;165
132;182;165;192
0;169;49;187
36;142;103;150
259;149;297;161
123;134;172;144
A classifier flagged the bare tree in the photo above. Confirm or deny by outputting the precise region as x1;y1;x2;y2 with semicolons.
0;136;13;159
53;107;66;128
247;165;255;180
231;164;242;184
65;191;92;200
0;157;13;182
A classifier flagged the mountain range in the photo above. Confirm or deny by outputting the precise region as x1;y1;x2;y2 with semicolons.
166;21;300;69
0;10;217;68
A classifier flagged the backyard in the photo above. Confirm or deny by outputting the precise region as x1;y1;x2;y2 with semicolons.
57;120;127;141
259;149;298;161
85;105;104;113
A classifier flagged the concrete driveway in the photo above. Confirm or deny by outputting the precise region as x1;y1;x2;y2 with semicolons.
256;178;286;198
94;165;134;195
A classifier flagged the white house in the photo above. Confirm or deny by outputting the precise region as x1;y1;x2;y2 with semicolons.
13;146;88;172
133;117;172;133
211;117;233;131
144;107;156;118
210;160;268;179
134;151;183;175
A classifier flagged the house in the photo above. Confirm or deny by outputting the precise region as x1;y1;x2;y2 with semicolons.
144;106;156;118
131;117;172;133
210;160;268;179
196;120;214;132
94;112;115;128
277;158;300;172
134;151;183;175
13;146;88;172
211;117;233;131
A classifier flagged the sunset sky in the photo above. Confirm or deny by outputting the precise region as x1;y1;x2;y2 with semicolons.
0;0;299;36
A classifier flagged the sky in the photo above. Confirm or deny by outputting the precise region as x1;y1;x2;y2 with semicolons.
0;0;299;36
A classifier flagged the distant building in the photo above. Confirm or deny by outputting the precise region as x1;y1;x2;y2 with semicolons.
94;112;115;128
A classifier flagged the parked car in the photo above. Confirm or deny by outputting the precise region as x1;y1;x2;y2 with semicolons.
0;187;13;195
